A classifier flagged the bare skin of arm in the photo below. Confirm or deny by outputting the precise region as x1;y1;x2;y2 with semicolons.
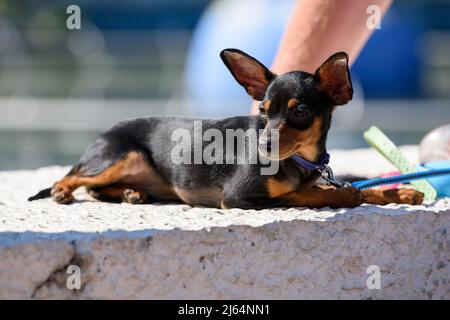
251;0;392;114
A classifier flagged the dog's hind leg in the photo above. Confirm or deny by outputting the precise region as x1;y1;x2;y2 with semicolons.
87;185;126;203
52;151;148;204
88;185;149;204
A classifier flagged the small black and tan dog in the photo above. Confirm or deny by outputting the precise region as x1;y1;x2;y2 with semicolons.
29;49;423;208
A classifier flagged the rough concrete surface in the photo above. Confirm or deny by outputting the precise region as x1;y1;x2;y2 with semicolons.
0;146;449;299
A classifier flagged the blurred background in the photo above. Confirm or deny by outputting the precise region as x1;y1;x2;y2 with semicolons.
0;0;449;170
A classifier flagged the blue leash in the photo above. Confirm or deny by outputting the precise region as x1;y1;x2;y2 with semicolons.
351;168;450;190
290;151;450;192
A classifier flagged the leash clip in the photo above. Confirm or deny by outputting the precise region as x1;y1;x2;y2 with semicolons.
319;165;351;188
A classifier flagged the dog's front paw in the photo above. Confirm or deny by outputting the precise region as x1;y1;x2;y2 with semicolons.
51;185;75;204
396;188;424;205
332;187;365;208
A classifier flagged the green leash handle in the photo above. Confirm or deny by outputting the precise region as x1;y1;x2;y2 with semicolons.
363;126;437;201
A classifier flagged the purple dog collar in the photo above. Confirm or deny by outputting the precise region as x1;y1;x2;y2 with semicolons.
290;151;330;171
291;151;348;188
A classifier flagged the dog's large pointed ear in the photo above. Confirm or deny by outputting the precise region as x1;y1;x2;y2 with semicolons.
315;52;353;106
220;49;276;101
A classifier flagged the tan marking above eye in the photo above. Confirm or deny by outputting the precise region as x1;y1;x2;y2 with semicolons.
287;99;299;109
262;100;271;111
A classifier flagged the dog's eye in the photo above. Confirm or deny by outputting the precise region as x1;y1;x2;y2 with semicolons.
258;104;267;116
294;105;309;117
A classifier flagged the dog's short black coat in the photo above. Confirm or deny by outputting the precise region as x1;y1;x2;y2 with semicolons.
29;49;424;208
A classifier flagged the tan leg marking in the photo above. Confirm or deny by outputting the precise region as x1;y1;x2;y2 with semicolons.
122;189;147;204
280;186;365;208
88;185;127;202
52;152;145;204
267;177;296;198
362;188;424;205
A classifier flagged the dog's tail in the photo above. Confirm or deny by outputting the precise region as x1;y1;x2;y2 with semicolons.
28;187;52;201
